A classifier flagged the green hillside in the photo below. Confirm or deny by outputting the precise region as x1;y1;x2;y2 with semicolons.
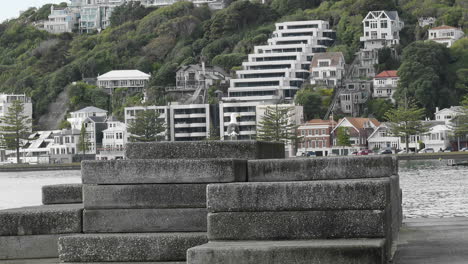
0;0;466;125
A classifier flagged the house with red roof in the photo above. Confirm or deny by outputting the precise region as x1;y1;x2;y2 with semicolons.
330;117;381;154
428;25;465;47
296;119;337;156
373;70;398;103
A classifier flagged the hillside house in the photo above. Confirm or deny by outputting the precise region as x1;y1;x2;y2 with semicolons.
373;70;398;103
428;25;465;47
310;52;345;88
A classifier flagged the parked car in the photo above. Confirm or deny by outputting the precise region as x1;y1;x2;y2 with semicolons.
351;151;358;155
397;149;414;154
379;149;393;155
357;149;373;155
301;151;316;157
461;147;468;152
418;148;435;153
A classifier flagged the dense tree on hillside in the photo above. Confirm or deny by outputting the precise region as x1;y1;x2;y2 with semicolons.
367;98;394;121
110;2;156;27
68;82;109;112
0;100;32;164
395;41;454;115
294;88;323;120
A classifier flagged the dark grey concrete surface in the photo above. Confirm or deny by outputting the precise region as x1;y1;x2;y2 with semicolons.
83;208;207;233
42;184;82;205
0;204;83;236
208;210;386;240
394;217;468;264
0;235;62;260
187;239;386;264
125;141;285;160
247;156;397;182
82;159;247;184
207;179;391;212
83;184;206;209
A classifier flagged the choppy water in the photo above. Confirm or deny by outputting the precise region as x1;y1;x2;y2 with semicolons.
0;161;467;218
0;170;81;210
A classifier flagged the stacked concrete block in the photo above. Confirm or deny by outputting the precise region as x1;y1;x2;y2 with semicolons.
188;156;402;264
0;204;83;260
42;184;83;205
59;141;284;263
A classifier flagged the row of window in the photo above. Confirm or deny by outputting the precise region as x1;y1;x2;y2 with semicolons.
300;129;328;136
300;140;328;149
364;20;388;29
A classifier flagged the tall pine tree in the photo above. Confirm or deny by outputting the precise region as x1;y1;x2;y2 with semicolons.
0;100;32;164
256;104;300;144
127;109;166;142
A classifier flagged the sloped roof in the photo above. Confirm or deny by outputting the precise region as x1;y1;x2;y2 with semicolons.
85;116;107;123
73;106;107;113
304;119;337;125
177;64;228;77
431;25;458;30
347;117;381;129
106;116;120;122
383;11;398;20
375;70;398;78
98;70;150;80
311;52;344;68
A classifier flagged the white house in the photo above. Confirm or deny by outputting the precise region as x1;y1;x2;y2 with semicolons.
175;64;228;90
67;106;108;130
331;117;380;155
96;116;127;160
435;106;463;124
418;17;436;27
428;25;465;47
367;123;401;151
421;123;451;151
44;6;79;33
225;20;335;103
48;129;81;163
82;116;108;155
97;70;151;94
310;52;345;88
373;70;399;103
360;11;404;50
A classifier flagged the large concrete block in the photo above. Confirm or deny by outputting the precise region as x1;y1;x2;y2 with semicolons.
83;208;207;233
58;233;207;262
125;141;285;160
82;159;247;184
0;204;83;236
207;179;390;213
83;184;206;209
208;210;386;240
187;239;386;264
42;184;82;205
0;234;62;260
248;156;396;182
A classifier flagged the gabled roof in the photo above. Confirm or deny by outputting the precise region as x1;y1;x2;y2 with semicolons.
85;116;107;123
436;106;463;115
332;117;380;134
176;64;228;77
365;11;399;21
98;70;150;80
311;52;344;68
73;106;107;113
106;116;120;122
430;25;459;30
375;70;398;78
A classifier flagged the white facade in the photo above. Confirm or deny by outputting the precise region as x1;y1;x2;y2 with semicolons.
421;124;451;151
78;0;126;33
428;26;465;47
219;101;261;140
82;116;108;154
67;106;108;130
435;106;463;124
138;0;225;9
97;70;150;94
310;52;345;87
372;71;398;103
49;129;81;163
418;17;436;27
170;104;210;141
96;117;127;160
0;94;33;131
124;105;169;140
44;6;79;33
224;20;335;103
360;11;404;50
367;124;401;151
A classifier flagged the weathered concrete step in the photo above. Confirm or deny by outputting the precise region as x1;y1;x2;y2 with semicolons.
125;141;284;160
42;184;82;205
58;233;207;262
0;204;83;236
187;239;386;264
248;156;397;182
207;179;391;213
0;234;62;260
83;184;206;209
82;159;246;184
0;260;185;264
83;208;207;233
208;210;386;240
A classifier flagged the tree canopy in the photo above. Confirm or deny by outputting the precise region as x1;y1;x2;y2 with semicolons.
127;109;166;142
0;100;32;163
256;104;300;144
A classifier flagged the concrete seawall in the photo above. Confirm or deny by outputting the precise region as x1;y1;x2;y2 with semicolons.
0;164;81;172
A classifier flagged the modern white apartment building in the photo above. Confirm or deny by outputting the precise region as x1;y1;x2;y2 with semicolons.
224;20;336;103
360;11;404;50
67;106;108;130
428;25;465;47
219;101;260;140
79;0;126;33
170;104;211;141
0;94;33;131
372;70;398;103
97;70;151;94
310;52;345;87
96;116;127;160
139;0;225;9
44;6;79;33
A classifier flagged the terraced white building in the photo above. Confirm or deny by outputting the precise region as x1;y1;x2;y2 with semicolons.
224;20;336;103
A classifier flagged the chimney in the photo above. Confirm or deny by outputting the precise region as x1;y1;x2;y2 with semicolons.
436;107;439;113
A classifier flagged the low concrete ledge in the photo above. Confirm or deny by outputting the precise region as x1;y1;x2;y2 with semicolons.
208;210;385;240
187;239;386;264
42;184;83;205
83;208;207;233
0;204;83;236
83;184;206;209
58;233;208;262
248;156;397;182
207;179;390;213
125;141;285;160
82;159;247;184
0;234;63;260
